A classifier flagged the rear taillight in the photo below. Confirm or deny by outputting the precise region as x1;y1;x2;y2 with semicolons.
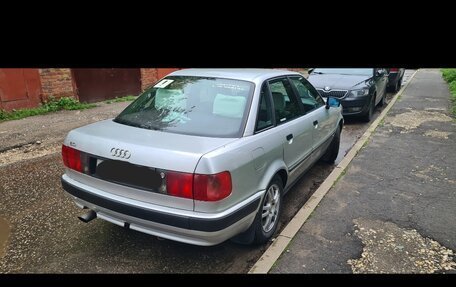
194;171;232;201
61;144;232;201
390;68;399;72
165;171;232;201
166;171;194;199
62;145;83;172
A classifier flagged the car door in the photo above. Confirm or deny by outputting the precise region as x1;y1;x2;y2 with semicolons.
288;76;336;161
267;77;313;181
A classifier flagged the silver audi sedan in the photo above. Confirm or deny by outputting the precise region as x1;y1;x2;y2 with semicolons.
61;69;343;246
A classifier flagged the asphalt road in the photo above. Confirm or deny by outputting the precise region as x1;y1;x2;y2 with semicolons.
271;69;456;274
0;71;415;273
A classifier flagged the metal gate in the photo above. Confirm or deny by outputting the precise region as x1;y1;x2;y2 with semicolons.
0;69;42;111
72;69;141;103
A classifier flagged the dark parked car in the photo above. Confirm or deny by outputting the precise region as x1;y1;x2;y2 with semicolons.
307;68;388;122
387;68;405;92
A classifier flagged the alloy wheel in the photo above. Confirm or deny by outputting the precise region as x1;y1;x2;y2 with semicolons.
261;184;280;233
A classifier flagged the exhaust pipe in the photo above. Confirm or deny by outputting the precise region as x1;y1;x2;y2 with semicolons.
78;210;97;223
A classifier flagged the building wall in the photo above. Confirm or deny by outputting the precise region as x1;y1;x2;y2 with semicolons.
38;68;75;101
140;68;159;91
3;68;308;111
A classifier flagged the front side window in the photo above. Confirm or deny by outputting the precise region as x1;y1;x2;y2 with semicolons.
114;76;254;137
290;77;324;113
268;78;302;124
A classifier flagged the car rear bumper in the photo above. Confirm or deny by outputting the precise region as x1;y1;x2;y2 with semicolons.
388;72;400;86
61;175;261;246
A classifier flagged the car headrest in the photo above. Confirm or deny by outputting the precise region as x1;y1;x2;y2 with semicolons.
213;94;246;119
272;92;285;110
155;89;186;110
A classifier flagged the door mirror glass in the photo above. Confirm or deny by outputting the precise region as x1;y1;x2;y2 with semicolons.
325;97;340;109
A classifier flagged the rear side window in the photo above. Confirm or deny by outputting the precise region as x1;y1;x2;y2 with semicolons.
268;78;302;124
255;84;273;132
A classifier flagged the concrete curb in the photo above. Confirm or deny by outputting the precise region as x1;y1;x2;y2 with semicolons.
248;70;420;274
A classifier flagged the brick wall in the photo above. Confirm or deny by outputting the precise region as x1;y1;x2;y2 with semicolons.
277;68;309;78
38;68;75;101
140;68;159;91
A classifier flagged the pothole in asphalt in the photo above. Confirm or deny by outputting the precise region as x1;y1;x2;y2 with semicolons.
348;218;456;273
0;218;11;258
386;110;452;133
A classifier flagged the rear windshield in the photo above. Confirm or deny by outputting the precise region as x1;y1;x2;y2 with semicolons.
114;76;254;138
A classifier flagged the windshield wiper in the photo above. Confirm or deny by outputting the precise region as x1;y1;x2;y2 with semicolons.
311;71;324;74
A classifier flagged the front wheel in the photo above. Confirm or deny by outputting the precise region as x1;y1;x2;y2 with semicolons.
361;96;375;122
379;88;387;107
321;124;341;164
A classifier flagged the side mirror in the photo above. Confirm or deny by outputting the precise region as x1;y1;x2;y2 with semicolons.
325;97;341;109
375;69;384;77
308;68;314;74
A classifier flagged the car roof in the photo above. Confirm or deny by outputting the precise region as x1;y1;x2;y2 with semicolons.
168;68;302;84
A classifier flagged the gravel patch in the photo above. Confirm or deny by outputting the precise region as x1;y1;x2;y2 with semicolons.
386;110;452;132
0;141;60;167
424;130;451;139
348;218;456;273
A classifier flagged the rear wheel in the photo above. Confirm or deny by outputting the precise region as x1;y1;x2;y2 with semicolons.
252;176;283;244
230;176;283;245
395;77;403;92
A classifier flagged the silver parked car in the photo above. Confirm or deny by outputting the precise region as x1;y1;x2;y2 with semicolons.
61;69;343;246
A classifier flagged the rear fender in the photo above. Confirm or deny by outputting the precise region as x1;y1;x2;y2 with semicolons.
257;159;288;192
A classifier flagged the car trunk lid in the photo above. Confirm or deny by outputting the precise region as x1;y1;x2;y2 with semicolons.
63;119;236;211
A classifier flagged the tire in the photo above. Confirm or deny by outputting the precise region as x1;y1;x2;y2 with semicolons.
321;124;341;164
361;95;375;122
251;176;283;245
379;88;386;107
394;77;403;92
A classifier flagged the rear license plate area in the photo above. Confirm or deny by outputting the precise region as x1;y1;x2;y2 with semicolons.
92;158;164;192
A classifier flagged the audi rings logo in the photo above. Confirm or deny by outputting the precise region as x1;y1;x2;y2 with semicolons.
110;148;131;159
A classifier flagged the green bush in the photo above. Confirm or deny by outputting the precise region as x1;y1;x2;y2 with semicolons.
442;69;456;117
105;95;137;104
43;96;95;111
0;110;7;121
442;69;456;83
0;97;96;122
450;81;456;116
